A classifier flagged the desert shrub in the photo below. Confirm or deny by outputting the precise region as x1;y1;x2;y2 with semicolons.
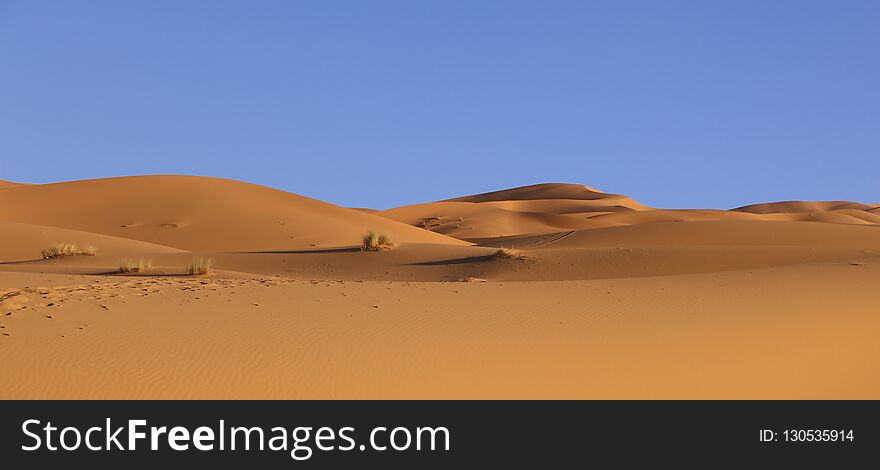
119;258;153;273
377;232;394;247
489;247;526;260
41;243;97;259
360;231;395;251
186;257;215;276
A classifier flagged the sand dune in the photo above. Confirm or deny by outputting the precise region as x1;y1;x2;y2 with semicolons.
380;201;599;239
379;183;880;242
0;180;29;189
2;176;879;399
379;183;649;239
443;182;648;206
0;221;186;262
507;220;880;250
733;200;879;214
0;175;468;251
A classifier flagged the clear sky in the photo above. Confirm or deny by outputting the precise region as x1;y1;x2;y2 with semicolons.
1;1;877;209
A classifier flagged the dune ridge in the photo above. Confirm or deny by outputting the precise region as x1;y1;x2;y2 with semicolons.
0;180;28;188
0;175;468;252
378;183;879;241
733;200;880;214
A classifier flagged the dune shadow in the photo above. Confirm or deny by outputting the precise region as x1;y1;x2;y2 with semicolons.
0;258;47;265
92;270;192;277
238;247;361;255
410;255;493;266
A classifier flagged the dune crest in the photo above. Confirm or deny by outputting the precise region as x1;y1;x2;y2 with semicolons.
442;182;646;204
0;175;468;251
377;183;879;242
379;183;649;240
0;180;29;189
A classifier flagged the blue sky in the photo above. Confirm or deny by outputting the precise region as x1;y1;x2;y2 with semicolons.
1;1;877;209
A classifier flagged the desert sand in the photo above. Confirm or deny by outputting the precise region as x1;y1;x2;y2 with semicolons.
1;176;878;398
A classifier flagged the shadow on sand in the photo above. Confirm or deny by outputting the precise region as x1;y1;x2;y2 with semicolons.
238;247;361;255
409;255;493;266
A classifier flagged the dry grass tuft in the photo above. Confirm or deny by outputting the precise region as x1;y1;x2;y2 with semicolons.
186;257;215;276
360;231;395;251
119;258;153;273
489;248;529;260
41;243;97;259
489;247;527;261
458;276;488;283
